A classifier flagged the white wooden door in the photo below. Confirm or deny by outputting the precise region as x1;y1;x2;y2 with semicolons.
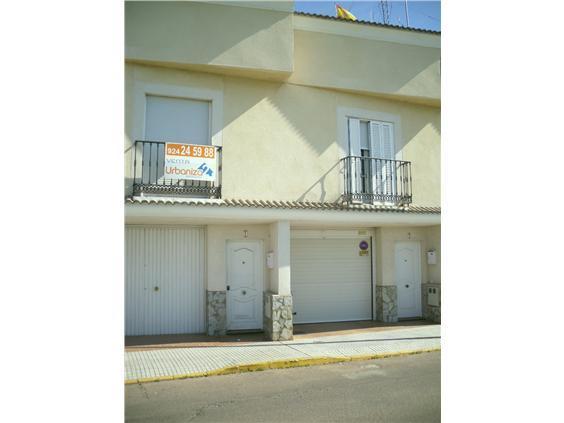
395;241;422;318
125;226;205;336
291;236;372;324
226;241;263;330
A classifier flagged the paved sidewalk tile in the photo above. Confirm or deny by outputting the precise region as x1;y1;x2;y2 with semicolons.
125;325;441;382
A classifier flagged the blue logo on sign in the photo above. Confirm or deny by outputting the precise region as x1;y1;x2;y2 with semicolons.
197;163;214;177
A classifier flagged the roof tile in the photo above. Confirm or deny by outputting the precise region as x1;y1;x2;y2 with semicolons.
294;11;440;35
125;197;440;214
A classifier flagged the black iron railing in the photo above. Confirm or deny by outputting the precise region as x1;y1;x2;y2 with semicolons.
341;156;412;205
132;140;222;198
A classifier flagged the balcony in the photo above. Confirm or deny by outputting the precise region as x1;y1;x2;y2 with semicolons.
132;140;222;198
341;156;412;205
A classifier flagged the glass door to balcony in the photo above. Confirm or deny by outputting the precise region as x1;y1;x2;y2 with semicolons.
347;117;397;204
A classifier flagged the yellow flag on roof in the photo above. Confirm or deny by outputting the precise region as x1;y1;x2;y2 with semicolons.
335;4;357;21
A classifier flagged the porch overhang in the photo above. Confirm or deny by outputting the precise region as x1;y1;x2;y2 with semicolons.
125;198;441;227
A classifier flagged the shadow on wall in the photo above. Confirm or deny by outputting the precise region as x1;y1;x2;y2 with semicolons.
296;161;341;203
125;2;291;71
292;29;440;100
124;1;441;202
219;76;440;203
124;136;135;197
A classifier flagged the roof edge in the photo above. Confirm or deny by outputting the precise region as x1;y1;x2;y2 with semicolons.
125;197;441;214
293;11;440;35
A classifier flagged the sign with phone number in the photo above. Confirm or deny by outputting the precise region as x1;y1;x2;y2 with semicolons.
164;143;217;182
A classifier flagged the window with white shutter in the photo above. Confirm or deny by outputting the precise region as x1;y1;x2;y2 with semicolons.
142;95;211;187
347;118;396;203
347;118;361;196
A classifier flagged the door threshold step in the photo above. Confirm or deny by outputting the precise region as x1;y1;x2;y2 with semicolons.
226;329;264;335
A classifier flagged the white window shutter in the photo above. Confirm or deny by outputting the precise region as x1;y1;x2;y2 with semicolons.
381;123;395;196
369;121;381;195
348;118;361;195
380;123;395;160
370;121;396;198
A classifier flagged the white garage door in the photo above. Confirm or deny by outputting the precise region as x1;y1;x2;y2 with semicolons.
125;226;205;336
291;236;372;324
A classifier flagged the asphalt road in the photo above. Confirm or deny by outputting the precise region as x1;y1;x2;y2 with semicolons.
125;351;441;423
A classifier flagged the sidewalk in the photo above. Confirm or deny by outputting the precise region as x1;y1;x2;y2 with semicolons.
125;325;441;384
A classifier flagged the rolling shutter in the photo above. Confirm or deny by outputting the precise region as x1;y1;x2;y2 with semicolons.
291;236;372;324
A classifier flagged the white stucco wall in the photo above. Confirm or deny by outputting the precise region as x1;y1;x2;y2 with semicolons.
125;64;440;206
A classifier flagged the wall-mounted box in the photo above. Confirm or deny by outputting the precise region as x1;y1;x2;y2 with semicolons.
427;250;437;265
427;287;440;307
266;251;274;269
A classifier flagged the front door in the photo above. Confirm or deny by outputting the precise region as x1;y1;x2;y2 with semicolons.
395;241;422;318
226;241;263;330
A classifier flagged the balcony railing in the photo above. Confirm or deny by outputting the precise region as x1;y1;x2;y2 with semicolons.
341;156;412;205
132;140;222;198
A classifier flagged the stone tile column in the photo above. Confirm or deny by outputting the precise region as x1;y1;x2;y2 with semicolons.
422;283;441;323
263;292;293;341
375;285;398;323
206;290;226;336
264;221;293;341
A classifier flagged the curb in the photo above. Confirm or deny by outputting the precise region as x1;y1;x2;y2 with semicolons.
125;347;440;385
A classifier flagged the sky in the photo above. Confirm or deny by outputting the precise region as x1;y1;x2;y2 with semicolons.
294;1;441;31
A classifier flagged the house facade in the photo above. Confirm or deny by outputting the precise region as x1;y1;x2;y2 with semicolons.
124;1;441;341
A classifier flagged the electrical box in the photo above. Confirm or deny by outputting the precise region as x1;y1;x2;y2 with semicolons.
427;287;440;307
266;251;274;269
427;250;437;265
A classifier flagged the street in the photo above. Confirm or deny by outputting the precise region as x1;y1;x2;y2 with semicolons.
125;351;440;423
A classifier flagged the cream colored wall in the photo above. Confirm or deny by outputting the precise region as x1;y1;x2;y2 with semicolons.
374;226;441;287
334;92;440;206
221;74;440;205
124;63;224;195
125;1;293;74
426;225;441;284
221;76;341;202
125;64;440;206
125;64;135;195
207;224;270;291
289;29;440;104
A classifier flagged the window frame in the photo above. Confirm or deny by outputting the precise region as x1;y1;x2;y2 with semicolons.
337;107;403;203
133;81;223;148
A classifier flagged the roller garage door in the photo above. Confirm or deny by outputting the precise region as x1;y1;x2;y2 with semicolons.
291;234;372;324
125;226;205;335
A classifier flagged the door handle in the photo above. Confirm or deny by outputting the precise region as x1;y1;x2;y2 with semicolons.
226;285;230;291
242;290;247;295
405;284;410;288
154;286;159;292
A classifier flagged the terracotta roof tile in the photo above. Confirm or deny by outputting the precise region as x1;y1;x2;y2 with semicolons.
125;197;440;214
294;11;440;35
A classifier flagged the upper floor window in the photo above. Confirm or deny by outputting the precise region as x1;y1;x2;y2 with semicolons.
347;117;398;204
145;95;211;145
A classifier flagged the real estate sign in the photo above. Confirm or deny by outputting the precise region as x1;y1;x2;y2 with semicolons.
164;143;217;182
